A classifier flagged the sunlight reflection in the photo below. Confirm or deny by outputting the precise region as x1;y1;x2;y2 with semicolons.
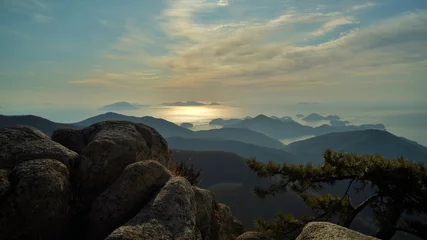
151;106;240;123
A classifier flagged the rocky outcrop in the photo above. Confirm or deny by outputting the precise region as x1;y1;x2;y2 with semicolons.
0;122;243;240
86;160;173;240
52;121;175;208
216;203;245;239
106;177;200;240
0;125;79;169
296;222;378;240
0;159;73;240
236;231;272;240
193;187;216;239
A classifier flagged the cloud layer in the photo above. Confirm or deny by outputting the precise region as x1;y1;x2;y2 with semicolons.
1;0;426;106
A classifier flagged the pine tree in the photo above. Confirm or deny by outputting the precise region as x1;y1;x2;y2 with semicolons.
246;149;427;239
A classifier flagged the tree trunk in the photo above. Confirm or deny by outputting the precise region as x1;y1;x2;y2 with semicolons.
375;204;404;240
342;194;378;228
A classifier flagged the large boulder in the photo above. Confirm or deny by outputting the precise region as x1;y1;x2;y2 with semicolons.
216;203;245;240
0;125;79;169
52;121;175;208
236;231;272;240
105;177;201;240
193;187;216;240
0;159;73;240
86;160;173;239
296;222;378;240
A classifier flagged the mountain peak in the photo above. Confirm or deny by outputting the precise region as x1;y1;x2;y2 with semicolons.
99;102;140;111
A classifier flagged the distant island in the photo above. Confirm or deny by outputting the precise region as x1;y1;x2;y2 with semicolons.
161;101;220;106
180;122;193;129
296;114;304;119
99;102;147;111
303;113;340;122
330;119;350;127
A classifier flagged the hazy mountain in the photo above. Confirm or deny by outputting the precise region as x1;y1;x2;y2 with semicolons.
74;112;193;138
312;123;386;136
75;113;283;148
193;128;284;149
209;118;243;126
172;150;310;229
161;101;220;106
0;115;76;136
228;114;313;139
166;137;299;164
303;113;340;122
228;114;386;139
99;101;141;111
270;116;294;122
330;119;350;127
180;122;193;129
296;114;304;119
285;129;427;164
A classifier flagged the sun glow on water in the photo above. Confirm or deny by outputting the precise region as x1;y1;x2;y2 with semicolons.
148;106;241;123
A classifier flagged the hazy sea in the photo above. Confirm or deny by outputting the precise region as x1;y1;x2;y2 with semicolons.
1;103;426;146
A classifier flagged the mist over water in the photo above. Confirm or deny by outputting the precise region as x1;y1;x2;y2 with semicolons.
1;102;426;146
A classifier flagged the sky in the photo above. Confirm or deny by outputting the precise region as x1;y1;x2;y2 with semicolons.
1;0;427;109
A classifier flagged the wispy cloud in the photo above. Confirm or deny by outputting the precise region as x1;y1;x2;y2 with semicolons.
63;0;427;103
69;78;116;87
33;13;53;23
310;17;355;36
349;2;376;12
68;71;160;87
217;0;229;7
4;0;52;23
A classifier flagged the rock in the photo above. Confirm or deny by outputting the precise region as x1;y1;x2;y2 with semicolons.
215;203;245;240
180;122;194;129
0;159;73;240
193;187;216;239
237;231;272;240
0;125;79;169
86;160;173;239
51;128;86;154
106;177;201;240
296;222;378;240
0;169;10;198
52;121;175;208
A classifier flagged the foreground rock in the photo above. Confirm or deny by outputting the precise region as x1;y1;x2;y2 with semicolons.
296;222;378;240
236;231;272;240
193;187;216;239
0;159;72;240
216;203;245;239
0;122;244;240
52;121;175;208
106;177;200;240
0;125;79;169
86;160;173;239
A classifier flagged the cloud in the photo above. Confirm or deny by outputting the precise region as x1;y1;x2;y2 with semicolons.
68;78;116;87
67;0;427;104
152;1;427;95
68;71;160;87
4;0;52;23
161;101;220;106
349;2;375;12
310;16;355;36
98;19;113;27
217;0;228;7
